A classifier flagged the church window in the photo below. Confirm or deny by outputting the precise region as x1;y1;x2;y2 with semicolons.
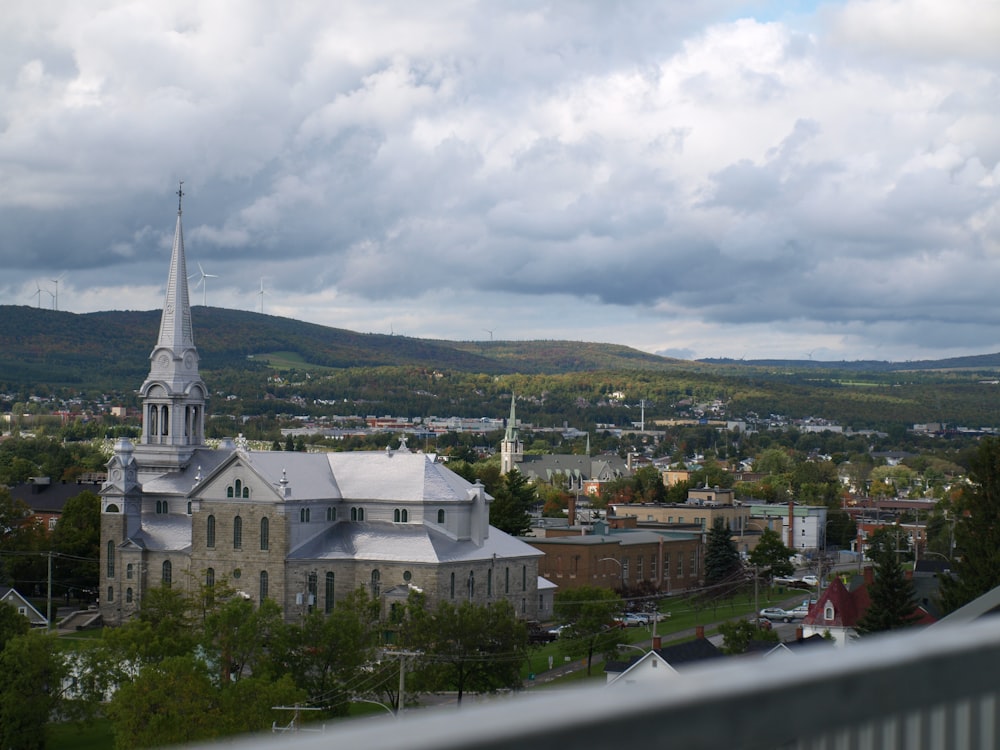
107;586;114;603
487;568;493;597
522;565;527;591
300;507;310;523
234;479;242;496
187;501;192;515
233;516;243;549
356;507;365;521
467;571;475;601
370;569;381;598
126;563;133;580
393;508;409;523
206;515;216;548
350;507;357;521
160;405;168;436
393;509;400;522
106;542;115;578
149;405;158;436
259;571;269;601
126;587;133;604
260;517;269;551
206;568;215;588
242;485;249;498
437;509;445;524
325;572;335;613
227;486;234;498
450;572;456;599
162;560;172;587
307;572;318;612
505;567;510;594
106;504;120;513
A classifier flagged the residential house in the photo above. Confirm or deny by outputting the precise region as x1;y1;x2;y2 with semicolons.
0;586;47;628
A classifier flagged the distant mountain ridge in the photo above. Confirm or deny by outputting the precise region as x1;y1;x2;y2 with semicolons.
3;304;999;393
0;305;687;389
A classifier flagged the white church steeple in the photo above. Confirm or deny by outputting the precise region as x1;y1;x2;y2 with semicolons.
500;393;523;474
134;183;208;472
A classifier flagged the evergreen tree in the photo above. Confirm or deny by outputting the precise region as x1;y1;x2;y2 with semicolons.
490;469;535;536
941;437;1000;613
856;543;920;635
704;517;742;587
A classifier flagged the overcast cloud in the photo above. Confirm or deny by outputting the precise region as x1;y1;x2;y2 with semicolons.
2;0;999;362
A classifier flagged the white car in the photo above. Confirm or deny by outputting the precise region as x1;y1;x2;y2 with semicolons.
800;575;819;587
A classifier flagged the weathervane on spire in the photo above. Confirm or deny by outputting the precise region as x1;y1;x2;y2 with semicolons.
177;181;185;213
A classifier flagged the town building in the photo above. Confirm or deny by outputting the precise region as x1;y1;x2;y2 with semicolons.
99;193;543;625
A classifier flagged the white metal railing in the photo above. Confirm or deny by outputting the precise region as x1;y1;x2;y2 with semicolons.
187;617;1000;750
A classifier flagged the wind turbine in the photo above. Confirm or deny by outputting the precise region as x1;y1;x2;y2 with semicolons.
257;278;268;314
191;263;218;306
29;283;52;309
483;329;494;342
51;272;65;311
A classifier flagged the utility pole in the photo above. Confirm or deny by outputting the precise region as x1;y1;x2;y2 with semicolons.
380;649;421;714
47;551;53;631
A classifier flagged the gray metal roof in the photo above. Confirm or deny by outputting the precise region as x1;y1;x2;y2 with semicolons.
129;514;192;552
325;450;477;503
141;448;232;495
289;520;541;564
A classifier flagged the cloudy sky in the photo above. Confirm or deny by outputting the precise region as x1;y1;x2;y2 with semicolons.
2;1;999;363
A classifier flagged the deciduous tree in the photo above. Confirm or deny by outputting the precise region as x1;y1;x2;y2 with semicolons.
553;586;625;676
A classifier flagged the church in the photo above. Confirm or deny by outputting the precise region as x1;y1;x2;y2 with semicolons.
98;191;543;625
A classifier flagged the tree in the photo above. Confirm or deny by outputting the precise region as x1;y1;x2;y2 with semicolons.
704;517;742;588
402;595;527;704
271;588;380;716
0;632;65;750
490;469;535;536
718;618;778;654
51;491;101;597
941;437;1000;612
0;602;29;652
856;543;920;635
748;527;794;579
552;586;626;676
201;593;285;683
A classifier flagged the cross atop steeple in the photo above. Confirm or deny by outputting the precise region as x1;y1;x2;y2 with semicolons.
177;181;184;214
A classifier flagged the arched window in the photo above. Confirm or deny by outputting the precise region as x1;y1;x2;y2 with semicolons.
487;568;493;597
206;515;216;548
149;405;158;436
370;569;381;597
187;501;192;515
450;572;456;599
242;485;249;498
393;508;400;523
126;563;133;580
160;405;168;436
357;507;364;521
259;571;269;601
522;565;527;591
227;486;234;498
307;572;318;612
260;517;269;551
106;541;115;578
400;509;408;522
233;516;243;549
162;560;172;587
206;567;215;588
467;571;475;601
326;506;336;522
437;509;445;524
325;572;335;613
350;507;357;521
234;479;242;497
126;587;133;604
107;586;114;603
505;567;510;594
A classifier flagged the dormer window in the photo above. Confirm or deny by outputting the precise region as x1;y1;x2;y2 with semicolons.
824;603;835;621
300;508;311;523
393;509;409;523
350;507;365;521
326;506;337;522
437;509;445;524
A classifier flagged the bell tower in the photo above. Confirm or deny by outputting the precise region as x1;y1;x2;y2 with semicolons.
500;393;523;474
133;183;208;475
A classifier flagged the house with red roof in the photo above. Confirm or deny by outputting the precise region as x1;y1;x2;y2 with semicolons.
802;570;937;647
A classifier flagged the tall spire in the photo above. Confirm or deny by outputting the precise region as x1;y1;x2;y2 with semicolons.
504;393;518;442
501;393;523;474
156;181;195;353
135;185;208;468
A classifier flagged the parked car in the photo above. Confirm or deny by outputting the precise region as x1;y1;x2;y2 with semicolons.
788;604;810;619
747;616;773;631
547;623;569;636
759;607;792;623
800;575;819;587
